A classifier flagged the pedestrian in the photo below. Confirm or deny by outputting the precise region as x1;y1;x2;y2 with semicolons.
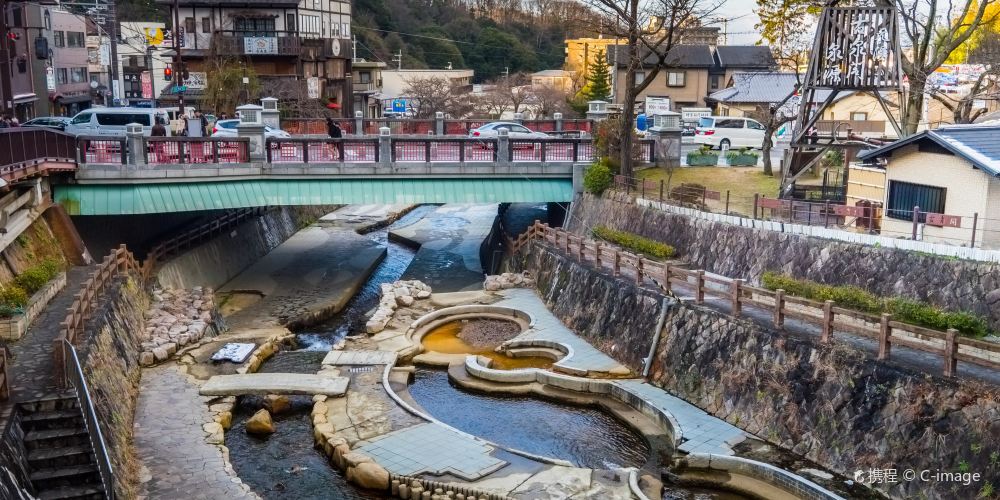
150;117;167;161
151;117;167;137
808;127;819;145
0;116;8;128
326;117;342;139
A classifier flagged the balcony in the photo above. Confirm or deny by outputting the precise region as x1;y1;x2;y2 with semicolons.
214;31;301;56
353;81;380;93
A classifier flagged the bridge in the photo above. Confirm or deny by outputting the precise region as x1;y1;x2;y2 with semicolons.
1;128;662;215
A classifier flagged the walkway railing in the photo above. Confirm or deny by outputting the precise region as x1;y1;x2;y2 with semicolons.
78;136;128;165
58;338;116;499
514;222;1000;378
266;138;380;163
144;137;250;164
281;117;594;136
390;138;498;163
0;128;78;182
142;207;265;275
54;245;141;386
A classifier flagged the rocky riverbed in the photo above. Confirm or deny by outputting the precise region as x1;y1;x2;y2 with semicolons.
456;319;521;348
139;286;217;366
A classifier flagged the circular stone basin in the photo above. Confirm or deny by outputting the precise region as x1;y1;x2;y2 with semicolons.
421;319;554;370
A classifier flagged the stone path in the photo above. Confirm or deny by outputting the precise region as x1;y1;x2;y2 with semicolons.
493;289;630;375
353;422;508;480
322;349;397;366
134;364;256;499
7;266;93;402
613;380;746;455
199;373;350;396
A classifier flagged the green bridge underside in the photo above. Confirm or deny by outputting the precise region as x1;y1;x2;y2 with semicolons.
54;178;574;215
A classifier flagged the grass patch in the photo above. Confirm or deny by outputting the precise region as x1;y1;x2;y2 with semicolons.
761;271;991;338
592;226;675;259
637;166;783;216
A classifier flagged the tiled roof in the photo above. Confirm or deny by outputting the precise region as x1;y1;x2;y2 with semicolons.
714;46;776;68
706;72;837;104
858;125;1000;177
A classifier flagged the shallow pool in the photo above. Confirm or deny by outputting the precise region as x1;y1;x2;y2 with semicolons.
420;320;554;370
407;368;650;470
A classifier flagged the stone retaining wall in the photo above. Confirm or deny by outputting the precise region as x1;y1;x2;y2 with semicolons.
566;193;1000;332
515;242;1000;499
80;276;149;500
156;205;341;290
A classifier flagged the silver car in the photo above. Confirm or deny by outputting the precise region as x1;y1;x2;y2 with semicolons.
469;122;549;139
211;119;291;139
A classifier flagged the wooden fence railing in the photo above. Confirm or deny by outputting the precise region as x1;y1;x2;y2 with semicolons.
141;207;265;278
0;347;8;401
53;245;141;387
513;221;1000;378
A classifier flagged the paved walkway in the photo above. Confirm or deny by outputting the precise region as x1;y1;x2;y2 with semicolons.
613;380;746;455
134;364;255;499
7;266;93;402
353;422;507;480
494;288;629;375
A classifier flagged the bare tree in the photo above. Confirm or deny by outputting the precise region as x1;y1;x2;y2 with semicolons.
473;85;510;119
586;0;711;176
258;79;328;118
403;76;474;118
533;85;575;118
897;0;998;134
931;70;999;124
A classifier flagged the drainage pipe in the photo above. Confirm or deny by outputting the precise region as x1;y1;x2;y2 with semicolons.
643;298;670;378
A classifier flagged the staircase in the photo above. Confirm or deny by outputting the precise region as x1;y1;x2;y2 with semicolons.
18;394;106;500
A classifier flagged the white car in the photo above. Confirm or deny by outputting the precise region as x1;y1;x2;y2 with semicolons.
211;119;291;139
469;122;549;139
693;116;767;150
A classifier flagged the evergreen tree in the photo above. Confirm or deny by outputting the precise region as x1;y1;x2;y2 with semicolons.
580;50;611;102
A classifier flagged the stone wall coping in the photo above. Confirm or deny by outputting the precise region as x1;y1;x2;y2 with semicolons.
0;271;67;340
682;453;845;500
408;304;535;335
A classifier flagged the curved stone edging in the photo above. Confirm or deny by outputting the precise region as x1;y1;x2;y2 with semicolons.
627;468;650;500
675;454;845;500
408;305;536;337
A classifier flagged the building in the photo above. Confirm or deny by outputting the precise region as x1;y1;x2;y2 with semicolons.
156;0;353;114
49;10;92;115
530;70;574;93
2;3;45;120
857;125;1000;248
379;68;474;102
607;45;774;110
114;22;170;107
564;37;620;77
352;59;385;118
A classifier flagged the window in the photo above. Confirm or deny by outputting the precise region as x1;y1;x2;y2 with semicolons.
234;17;276;35
715;118;744;129
202;17;211;33
67;32;85;47
286;14;295;32
70;67;87;83
359;71;371;83
341;23;350;39
54;31;64;48
57;68;68;84
886;181;946;222
90;74;101;85
667;71;685;87
746;120;765;130
70;112;91;124
96;113;151;126
698;117;714;128
851;112;868;121
184;18;196;34
300;15;319;34
710;75;720;90
511;125;532;133
634;71;645;87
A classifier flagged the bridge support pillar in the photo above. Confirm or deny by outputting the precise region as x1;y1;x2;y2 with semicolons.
378;127;392;168
435;112;445;135
126;123;146;167
355;111;364;136
496;129;511;168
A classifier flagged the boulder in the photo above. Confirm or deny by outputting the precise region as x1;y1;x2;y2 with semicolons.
342;451;373;468
217;411;233;430
396;295;415;307
263;394;291;415
349;462;390;490
245;409;275;435
139;351;155;366
484;276;501;291
152;347;169;362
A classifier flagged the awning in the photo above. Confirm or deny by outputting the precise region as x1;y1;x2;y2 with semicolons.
13;93;37;104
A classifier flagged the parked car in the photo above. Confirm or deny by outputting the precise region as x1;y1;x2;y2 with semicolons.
65;108;171;137
468;122;549;139
21;116;72;131
211;119;291;139
681;125;696;137
693;116;767;149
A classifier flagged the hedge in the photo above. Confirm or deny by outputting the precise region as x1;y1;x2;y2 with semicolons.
583;160;614;195
592;226;675;259
0;259;63;318
760;271;990;338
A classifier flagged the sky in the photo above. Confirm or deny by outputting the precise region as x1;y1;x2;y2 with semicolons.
704;0;765;45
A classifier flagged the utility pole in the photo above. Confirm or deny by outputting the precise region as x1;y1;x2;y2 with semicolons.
172;0;184;116
0;0;13;114
107;3;119;106
503;66;509;80
711;17;728;45
351;35;356;61
392;49;401;70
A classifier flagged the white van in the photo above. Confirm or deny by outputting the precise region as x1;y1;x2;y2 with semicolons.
693;116;767;149
65;108;171;137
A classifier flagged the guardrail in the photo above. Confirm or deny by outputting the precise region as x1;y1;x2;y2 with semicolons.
0;128;79;182
145;137;250;164
266;138;380;163
281;118;594;137
78;136;128;165
513;222;1000;378
54;245;141;387
58;338;115;499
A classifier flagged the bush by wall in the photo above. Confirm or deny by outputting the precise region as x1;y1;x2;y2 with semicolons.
592;225;675;259
0;259;63;317
583;160;614;195
761;271;991;338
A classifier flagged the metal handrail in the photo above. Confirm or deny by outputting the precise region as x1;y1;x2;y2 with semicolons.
60;338;115;499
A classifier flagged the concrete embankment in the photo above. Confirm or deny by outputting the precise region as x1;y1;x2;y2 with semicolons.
567;193;1000;332
156;205;341;290
514;240;1000;500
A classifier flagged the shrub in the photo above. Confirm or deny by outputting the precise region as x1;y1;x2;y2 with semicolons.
760;271;991;337
725;147;759;160
0;285;28;310
592;225;675;259
14;259;62;294
583;161;614;195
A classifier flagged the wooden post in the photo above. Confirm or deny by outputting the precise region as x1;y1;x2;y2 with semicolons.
943;328;958;377
773;289;785;327
725;190;730;214
971;212;979;247
577;236;584;261
753;193;759;219
911;205;920;240
613;250;621;276
821;300;834;343
641;180;646;199
878;313;892;360
695;270;706;304
824;200;831;228
595;244;601;266
663;263;672;292
636;255;644;284
659;180;664;202
731;279;743;316
563;232;570;253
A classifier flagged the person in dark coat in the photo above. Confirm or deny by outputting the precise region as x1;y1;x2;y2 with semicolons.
326;117;342;138
151;118;167;137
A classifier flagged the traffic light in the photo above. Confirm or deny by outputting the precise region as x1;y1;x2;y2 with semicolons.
164;66;172;81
